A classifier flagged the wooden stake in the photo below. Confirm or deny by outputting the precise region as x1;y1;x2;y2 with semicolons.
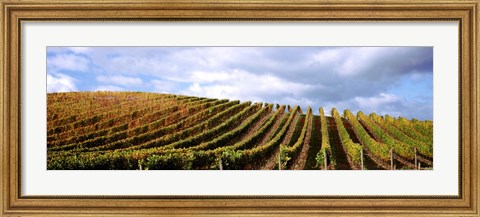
324;150;327;170
219;159;223;170
390;148;394;170
278;153;281;170
418;162;421;170
361;149;364;170
414;147;418;170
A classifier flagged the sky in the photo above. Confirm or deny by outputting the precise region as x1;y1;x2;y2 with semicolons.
46;47;433;120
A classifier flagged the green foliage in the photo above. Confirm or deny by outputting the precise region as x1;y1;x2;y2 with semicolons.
316;107;335;169
357;111;414;160
240;106;300;167
188;103;268;151
388;116;432;145
144;152;195;170
72;100;240;153
370;113;432;157
220;147;244;170
47;151;138;170
154;102;258;150
315;148;326;168
278;144;291;170
332;108;363;166
187;105;286;169
48;96;215;150
47;92;433;170
280;107;313;168
411;118;433;137
344;110;390;161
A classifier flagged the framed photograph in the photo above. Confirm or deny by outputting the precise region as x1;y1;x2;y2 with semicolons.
1;0;478;216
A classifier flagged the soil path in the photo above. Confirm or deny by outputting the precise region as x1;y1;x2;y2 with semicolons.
291;115;313;170
303;116;322;170
343;120;383;170
260;112;301;170
326;117;351;170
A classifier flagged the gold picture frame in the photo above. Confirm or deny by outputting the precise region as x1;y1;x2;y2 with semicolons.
1;0;478;216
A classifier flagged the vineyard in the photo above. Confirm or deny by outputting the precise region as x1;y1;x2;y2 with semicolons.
47;92;433;170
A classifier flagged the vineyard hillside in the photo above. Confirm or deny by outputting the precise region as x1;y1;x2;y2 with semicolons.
47;91;433;170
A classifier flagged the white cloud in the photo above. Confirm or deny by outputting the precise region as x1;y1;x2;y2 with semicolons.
97;75;143;86
282;97;315;110
338;47;386;77
322;92;433;120
47;73;77;93
355;93;400;109
312;49;342;64
94;85;125;91
173;47;260;69
182;69;314;105
185;83;236;99
47;53;90;72
68;47;91;54
151;79;180;93
189;71;232;83
47;47;91;55
86;47;264;81
311;47;391;77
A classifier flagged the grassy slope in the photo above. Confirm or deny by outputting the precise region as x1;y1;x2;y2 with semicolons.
47;91;433;170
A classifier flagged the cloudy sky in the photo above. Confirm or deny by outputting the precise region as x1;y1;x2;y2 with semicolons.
47;47;433;120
